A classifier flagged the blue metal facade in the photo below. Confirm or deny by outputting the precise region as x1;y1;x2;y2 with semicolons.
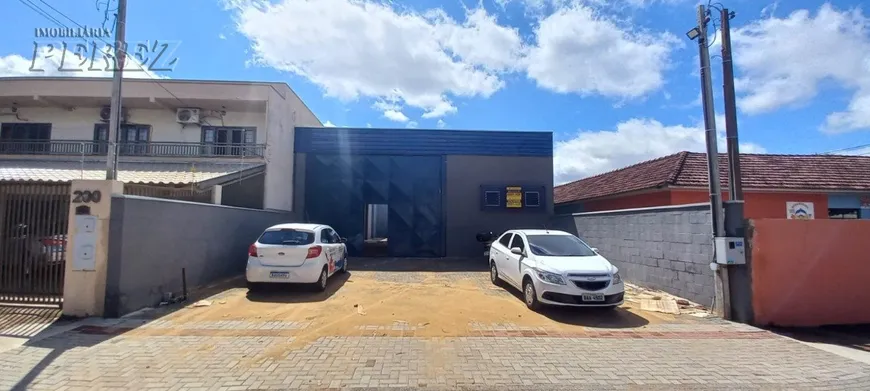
295;127;553;157
304;154;445;257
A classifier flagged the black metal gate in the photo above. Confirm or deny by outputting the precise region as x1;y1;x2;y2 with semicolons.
0;183;70;304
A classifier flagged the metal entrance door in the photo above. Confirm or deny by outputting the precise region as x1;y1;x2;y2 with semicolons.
0;183;70;304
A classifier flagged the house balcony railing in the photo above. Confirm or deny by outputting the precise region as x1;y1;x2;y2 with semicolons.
0;140;266;158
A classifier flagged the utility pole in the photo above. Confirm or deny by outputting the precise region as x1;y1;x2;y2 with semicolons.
105;0;127;180
720;7;752;323
691;4;730;319
720;7;743;203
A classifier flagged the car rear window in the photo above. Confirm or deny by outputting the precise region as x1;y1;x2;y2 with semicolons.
258;229;314;245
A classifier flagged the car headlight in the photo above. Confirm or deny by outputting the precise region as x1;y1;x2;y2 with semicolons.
612;272;622;285
535;269;566;285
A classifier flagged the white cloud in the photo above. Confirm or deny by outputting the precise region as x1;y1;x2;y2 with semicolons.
554;116;766;184
406;121;418;129
0;46;164;79
218;33;228;40
731;4;870;132
436;119;447;129
525;4;677;99
383;110;410;122
225;0;524;118
323;120;337;127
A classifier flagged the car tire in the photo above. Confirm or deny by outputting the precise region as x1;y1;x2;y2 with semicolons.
602;305;619;311
523;278;542;312
313;267;328;292
339;257;348;274
246;281;259;292
489;261;501;286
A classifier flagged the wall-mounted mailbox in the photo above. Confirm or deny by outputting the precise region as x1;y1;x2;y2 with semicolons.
714;237;746;265
71;215;98;271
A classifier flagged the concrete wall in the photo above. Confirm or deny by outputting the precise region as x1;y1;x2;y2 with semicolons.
750;219;870;327
445;155;553;257
263;87;298;212
104;195;292;317
221;172;265;209
570;203;716;306
3;106;268;144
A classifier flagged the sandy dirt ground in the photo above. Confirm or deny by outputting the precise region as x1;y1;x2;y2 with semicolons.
133;270;701;346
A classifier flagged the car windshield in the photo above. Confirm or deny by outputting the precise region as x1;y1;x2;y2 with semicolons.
258;229;314;245
527;234;597;257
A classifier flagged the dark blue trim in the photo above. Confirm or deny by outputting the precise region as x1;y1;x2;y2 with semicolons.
295;127;553;157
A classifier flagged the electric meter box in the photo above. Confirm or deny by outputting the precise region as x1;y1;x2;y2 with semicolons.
714;237;746;265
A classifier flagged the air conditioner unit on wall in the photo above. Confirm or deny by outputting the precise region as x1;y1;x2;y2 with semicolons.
99;106;128;123
176;108;200;124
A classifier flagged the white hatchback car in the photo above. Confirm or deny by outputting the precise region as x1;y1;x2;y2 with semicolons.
489;229;624;311
246;223;348;291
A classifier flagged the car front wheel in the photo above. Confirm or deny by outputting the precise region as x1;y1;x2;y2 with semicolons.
523;278;542;311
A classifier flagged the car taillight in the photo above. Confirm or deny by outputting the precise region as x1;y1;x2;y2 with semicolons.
248;243;258;257
41;239;64;246
306;245;322;259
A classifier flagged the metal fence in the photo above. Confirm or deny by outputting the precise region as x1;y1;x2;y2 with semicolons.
124;184;213;204
0;183;70;305
0;140;266;158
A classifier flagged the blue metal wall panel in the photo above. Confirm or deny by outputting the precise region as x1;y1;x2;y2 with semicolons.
295;127;553;157
304;154;445;257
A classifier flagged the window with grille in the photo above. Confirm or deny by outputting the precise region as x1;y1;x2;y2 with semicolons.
524;191;541;207
484;191;501;207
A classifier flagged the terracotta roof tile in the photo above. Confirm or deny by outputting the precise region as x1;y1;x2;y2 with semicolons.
0;160;264;184
554;152;688;204
555;152;870;204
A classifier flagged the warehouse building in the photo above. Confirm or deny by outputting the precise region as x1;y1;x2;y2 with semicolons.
293;127;554;257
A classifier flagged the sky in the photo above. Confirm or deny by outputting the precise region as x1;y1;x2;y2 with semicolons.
1;0;869;185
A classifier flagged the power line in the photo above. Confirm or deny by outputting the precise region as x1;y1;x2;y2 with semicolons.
23;0;189;107
824;143;870;155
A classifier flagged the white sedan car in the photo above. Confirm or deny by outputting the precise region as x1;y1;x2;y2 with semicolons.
246;223;348;291
489;229;624;311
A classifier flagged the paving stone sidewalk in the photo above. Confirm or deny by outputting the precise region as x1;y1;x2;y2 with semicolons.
1;321;869;390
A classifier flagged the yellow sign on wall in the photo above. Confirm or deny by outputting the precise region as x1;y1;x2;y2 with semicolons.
506;186;523;208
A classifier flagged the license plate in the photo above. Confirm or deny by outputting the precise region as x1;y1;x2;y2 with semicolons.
269;271;289;279
582;293;605;302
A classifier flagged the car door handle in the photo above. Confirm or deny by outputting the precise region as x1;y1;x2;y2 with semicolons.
278;252;285;256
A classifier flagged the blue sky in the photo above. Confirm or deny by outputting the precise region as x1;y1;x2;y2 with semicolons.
2;0;869;183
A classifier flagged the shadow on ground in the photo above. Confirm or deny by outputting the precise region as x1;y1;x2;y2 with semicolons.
497;283;649;329
771;324;870;353
245;271;350;303
349;257;488;272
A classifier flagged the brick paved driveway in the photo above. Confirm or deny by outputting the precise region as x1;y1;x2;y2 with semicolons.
1;259;869;390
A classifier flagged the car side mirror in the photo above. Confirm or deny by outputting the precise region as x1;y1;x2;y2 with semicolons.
510;247;524;256
340;237;347;243
591;247;599;254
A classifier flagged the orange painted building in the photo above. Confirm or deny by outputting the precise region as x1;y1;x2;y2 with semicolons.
555;152;870;220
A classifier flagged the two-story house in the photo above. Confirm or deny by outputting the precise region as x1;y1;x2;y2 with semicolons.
0;77;321;212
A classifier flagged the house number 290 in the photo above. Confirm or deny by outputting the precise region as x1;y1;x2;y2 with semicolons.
72;190;102;203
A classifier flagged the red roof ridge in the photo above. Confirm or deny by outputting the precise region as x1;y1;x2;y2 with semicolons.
556;151;685;189
667;151;691;184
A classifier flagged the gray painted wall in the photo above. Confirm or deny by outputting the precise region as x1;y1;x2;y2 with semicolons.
445;155;553;257
221;172;265;209
570;204;715;306
104;195;293;317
